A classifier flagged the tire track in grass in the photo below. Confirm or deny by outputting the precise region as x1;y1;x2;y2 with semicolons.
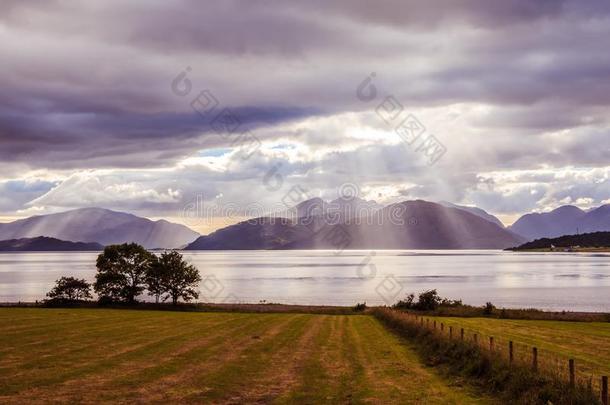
277;315;367;404
176;314;314;404
343;315;385;403
131;314;305;403
336;315;373;403
65;315;273;404
274;315;338;404
108;314;293;402
219;315;327;404
281;315;394;404
349;316;411;402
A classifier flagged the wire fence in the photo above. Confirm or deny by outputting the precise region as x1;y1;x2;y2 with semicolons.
379;309;609;404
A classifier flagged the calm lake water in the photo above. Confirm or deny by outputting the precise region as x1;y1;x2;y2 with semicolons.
1;250;609;312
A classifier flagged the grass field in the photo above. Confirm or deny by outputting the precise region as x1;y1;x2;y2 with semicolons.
427;315;610;381
0;308;493;404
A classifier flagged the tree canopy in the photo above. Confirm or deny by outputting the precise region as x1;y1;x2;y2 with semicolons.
148;250;201;305
46;276;92;302
94;243;156;303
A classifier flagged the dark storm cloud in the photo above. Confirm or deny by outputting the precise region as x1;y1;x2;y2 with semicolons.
2;0;609;171
2;0;610;220
307;0;567;28
0;106;317;169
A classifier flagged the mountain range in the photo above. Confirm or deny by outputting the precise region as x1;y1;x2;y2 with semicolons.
186;199;524;250
2;201;610;251
508;205;610;240
0;208;199;249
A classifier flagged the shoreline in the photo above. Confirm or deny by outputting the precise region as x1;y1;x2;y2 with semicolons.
509;248;610;253
2;301;609;321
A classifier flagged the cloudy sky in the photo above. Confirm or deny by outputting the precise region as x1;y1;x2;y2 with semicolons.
1;0;610;233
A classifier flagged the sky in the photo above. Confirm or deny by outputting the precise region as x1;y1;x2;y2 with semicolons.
1;0;610;234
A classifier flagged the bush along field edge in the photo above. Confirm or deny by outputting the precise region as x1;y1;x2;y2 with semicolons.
372;308;608;405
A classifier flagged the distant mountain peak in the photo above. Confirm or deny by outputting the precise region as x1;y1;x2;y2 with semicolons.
0;208;199;249
330;196;374;204
550;205;585;214
438;201;505;228
510;204;610;241
187;199;523;250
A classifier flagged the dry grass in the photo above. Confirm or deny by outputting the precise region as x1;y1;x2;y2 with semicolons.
0;308;493;404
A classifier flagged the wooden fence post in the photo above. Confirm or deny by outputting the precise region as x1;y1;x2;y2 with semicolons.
441;323;444;332
449;326;453;339
489;337;494;352
569;359;575;388
602;376;608;405
426;319;429;329
509;341;514;366
460;328;464;341
473;333;478;345
434;320;437;330
532;347;538;372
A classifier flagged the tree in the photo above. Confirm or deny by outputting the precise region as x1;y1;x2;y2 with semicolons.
145;255;164;304
415;289;441;311
94;243;155;303
393;293;415;310
46;277;92;302
393;290;446;311
147;250;201;305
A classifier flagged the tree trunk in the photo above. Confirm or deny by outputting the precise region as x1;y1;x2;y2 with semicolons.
172;295;178;305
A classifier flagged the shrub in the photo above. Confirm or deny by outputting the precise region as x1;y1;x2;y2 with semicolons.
393;293;415;310
354;302;367;312
393;290;446;311
440;297;463;307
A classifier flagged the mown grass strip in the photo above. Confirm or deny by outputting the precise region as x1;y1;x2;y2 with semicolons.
95;314;294;403
180;314;313;403
0;309;497;404
0;311;257;397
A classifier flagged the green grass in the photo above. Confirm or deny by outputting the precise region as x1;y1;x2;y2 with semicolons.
426;315;610;383
374;309;602;405
0;308;492;404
